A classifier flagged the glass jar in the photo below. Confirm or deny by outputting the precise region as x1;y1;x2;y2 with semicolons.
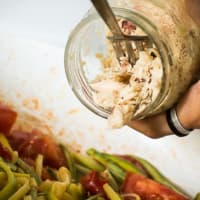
64;0;200;125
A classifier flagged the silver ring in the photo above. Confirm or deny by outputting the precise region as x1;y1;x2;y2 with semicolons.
170;108;190;136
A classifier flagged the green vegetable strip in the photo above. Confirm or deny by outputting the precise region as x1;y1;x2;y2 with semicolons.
57;167;71;184
96;197;105;200
6;161;18;171
50;181;67;199
9;177;30;200
75;163;91;175
39;180;53;193
106;161;125;183
62;192;74;200
47;189;58;200
47;167;57;180
23;195;32;200
135;156;189;196
194;193;200;200
29;187;38;200
16;158;41;184
0;133;13;152
103;183;122;200
0;134;18;164
0;171;7;188
0;159;16;200
85;194;103;200
35;196;46;200
13;172;30;178
73;151;104;172
87;149;107;165
60;145;77;181
104;170;119;192
67;183;83;200
102;152;143;174
35;154;43;179
87;149;125;182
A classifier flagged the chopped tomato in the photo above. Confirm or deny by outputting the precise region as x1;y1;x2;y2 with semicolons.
8;129;65;168
0;142;12;160
121;173;189;200
80;171;108;196
7;130;35;150
35;133;66;168
0;104;17;134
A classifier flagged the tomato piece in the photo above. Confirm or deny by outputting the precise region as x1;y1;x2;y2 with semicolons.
121;173;189;200
8;129;65;168
80;171;108;196
7;130;35;150
0;142;12;160
33;133;65;168
0;104;17;134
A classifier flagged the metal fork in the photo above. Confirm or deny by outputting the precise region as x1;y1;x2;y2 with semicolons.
90;0;151;66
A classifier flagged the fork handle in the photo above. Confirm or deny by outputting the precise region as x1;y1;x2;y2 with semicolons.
90;0;123;36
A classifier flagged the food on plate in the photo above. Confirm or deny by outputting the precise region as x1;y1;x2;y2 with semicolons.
0;103;198;199
90;19;163;128
0;104;17;134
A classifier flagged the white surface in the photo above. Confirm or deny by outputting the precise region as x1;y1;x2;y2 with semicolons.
0;0;200;196
0;0;91;47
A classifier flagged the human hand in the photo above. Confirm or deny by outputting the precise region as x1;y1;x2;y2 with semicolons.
127;81;200;138
176;80;200;130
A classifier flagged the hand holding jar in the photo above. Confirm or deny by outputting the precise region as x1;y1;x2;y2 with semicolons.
128;81;200;138
128;0;200;138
